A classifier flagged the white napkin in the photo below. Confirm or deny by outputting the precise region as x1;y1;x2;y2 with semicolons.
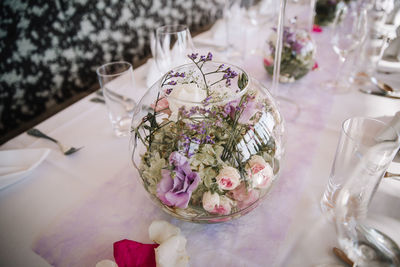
0;148;50;190
377;111;400;140
378;26;400;72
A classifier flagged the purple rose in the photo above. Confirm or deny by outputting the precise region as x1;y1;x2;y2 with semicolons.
156;152;200;209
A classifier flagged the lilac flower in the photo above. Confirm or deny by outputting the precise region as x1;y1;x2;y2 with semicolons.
156;152;200;209
168;80;177;85
165;88;173;95
188;53;198;60
173;72;185;78
206;52;213;61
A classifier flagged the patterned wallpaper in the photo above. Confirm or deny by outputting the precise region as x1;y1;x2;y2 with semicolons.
0;0;224;138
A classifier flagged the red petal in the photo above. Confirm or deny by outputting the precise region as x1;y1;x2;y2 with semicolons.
312;62;319;70
114;239;159;267
312;24;323;33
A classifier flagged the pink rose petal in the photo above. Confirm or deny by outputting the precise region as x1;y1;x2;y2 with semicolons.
113;239;158;267
312;24;322;33
312;62;319;71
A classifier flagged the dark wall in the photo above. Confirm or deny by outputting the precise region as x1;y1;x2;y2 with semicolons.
0;0;224;141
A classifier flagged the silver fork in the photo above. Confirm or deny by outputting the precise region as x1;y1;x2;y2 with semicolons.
27;128;83;155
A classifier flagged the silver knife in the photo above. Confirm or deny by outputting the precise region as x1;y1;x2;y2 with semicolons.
359;88;400;99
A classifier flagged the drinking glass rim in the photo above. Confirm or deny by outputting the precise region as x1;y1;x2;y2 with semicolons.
96;61;133;78
156;24;189;35
342;116;400;144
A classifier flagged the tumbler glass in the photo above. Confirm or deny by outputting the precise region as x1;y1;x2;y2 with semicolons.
96;61;136;137
333;118;400;266
320;117;400;219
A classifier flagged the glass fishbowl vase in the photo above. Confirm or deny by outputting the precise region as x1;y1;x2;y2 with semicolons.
130;54;285;223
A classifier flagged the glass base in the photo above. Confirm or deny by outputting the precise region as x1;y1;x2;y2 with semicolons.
276;96;301;123
111;117;131;137
322;80;351;94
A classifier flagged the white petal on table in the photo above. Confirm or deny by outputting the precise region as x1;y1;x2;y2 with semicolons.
148;220;181;244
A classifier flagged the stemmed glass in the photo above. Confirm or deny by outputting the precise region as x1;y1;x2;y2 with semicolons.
326;4;368;93
154;25;195;77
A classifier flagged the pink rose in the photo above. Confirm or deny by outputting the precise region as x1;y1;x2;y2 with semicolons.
202;191;232;215
246;155;273;189
216;166;241;191
151;97;171;115
230;183;260;209
263;57;272;67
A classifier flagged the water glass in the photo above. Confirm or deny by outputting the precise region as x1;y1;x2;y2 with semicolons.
320;117;400;219
96;61;136;137
333;118;400;266
154;25;195;76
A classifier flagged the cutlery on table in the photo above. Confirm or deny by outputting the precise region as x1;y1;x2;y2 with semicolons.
27;129;83;155
333;247;354;266
359;88;400;99
369;76;395;93
92;89;136;112
89;97;105;104
385;171;400;181
358;72;397;93
91;90;153;113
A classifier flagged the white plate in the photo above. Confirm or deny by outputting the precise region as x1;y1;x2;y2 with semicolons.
0;148;50;190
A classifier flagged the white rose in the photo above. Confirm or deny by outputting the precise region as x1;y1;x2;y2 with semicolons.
202;191;220;212
246;155;274;189
167;83;207;120
216;166;241;190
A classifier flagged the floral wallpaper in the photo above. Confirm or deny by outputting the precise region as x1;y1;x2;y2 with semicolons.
0;0;224;138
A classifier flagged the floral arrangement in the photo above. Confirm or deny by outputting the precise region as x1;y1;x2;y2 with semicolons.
314;0;345;26
264;27;316;83
132;52;283;222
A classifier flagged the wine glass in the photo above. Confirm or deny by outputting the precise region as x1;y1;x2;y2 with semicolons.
154;25;195;76
325;4;368;93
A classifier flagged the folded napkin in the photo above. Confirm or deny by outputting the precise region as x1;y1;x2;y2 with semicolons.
377;111;400;141
378;26;400;72
0;148;50;190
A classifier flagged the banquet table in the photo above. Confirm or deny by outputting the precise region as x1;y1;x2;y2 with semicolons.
1;20;400;267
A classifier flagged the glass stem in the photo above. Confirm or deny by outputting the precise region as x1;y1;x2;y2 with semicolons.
272;0;287;97
334;55;347;86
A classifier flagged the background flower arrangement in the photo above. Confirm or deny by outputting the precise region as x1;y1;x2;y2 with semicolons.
131;53;284;222
264;27;316;83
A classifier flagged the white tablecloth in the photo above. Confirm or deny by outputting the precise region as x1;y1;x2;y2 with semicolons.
1;20;400;267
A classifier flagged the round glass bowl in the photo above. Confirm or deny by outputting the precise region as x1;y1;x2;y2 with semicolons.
130;57;285;223
263;27;316;83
